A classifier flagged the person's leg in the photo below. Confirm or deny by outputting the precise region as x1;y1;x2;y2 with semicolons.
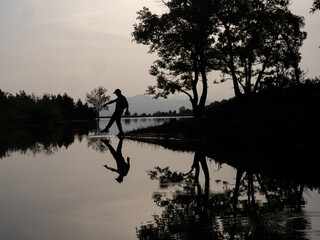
115;111;124;134
102;112;116;132
116;138;123;154
102;140;118;160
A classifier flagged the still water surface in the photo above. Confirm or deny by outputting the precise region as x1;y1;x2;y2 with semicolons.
0;117;319;240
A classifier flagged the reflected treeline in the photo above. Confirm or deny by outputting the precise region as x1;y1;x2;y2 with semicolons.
137;151;313;240
123;117;174;126
0;123;96;159
87;136;109;153
125;134;320;188
233;170;306;212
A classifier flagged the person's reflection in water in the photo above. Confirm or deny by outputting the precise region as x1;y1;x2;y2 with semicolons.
102;137;130;183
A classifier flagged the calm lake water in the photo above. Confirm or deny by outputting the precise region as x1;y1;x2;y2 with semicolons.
1;117;320;240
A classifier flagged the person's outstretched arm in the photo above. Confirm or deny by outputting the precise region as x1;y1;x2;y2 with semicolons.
104;164;118;173
103;99;116;107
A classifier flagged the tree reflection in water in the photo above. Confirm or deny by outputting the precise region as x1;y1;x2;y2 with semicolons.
137;151;311;240
0;125;95;159
87;136;109;153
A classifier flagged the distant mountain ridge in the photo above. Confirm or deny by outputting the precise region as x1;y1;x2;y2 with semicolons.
100;94;192;116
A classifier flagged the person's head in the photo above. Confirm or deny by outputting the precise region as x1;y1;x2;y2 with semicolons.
115;175;124;183
113;89;121;96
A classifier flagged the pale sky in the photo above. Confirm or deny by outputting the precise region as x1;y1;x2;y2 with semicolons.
0;0;319;102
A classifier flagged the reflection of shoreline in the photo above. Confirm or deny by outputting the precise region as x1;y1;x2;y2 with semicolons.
139;154;311;240
124;134;320;187
98;116;193;119
0;126;95;159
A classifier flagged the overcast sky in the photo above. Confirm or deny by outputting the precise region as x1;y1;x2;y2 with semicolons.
0;0;319;101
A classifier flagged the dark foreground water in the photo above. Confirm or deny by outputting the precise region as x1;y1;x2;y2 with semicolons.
0;117;319;240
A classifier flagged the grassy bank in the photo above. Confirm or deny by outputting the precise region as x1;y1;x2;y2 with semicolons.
125;83;320;186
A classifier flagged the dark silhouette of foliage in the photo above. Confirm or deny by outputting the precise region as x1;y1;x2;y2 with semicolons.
0;90;96;126
213;0;306;97
137;155;311;240
125;79;320;186
133;0;216;117
311;0;320;13
85;86;110;119
150;107;193;117
133;0;306;113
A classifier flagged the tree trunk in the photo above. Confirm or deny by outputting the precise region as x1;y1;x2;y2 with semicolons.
198;50;208;116
225;25;242;98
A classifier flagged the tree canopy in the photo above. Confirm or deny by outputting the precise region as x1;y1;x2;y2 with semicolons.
311;0;320;13
0;90;96;126
133;0;307;115
133;0;217;117
85;86;110;118
213;0;307;97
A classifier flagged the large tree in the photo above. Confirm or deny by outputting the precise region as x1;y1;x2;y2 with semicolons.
133;0;307;111
132;0;218;117
213;0;307;97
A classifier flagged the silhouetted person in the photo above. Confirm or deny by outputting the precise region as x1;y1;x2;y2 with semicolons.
102;138;130;183
101;89;129;136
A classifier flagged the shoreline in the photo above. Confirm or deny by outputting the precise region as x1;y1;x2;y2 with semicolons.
124;128;320;187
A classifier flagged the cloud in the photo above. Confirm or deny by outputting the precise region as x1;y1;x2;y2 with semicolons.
16;0;159;36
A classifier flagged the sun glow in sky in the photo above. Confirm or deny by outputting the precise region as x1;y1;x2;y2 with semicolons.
0;0;319;101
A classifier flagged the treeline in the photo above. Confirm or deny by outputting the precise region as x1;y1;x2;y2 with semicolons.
0;90;96;126
132;106;193;117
